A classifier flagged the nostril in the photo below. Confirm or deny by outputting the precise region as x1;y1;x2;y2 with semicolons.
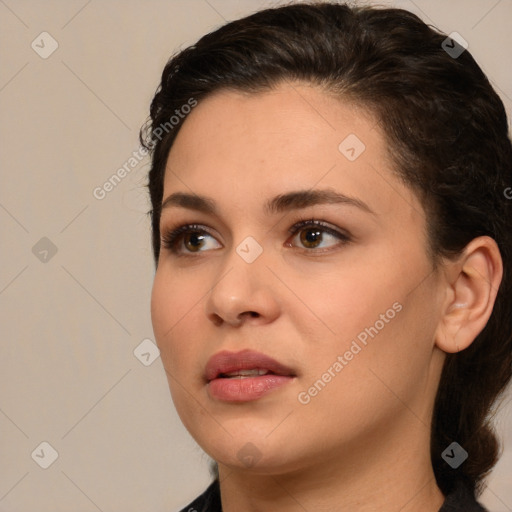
237;311;260;322
211;314;223;326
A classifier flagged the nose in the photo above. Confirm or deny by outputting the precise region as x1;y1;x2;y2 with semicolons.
204;249;281;328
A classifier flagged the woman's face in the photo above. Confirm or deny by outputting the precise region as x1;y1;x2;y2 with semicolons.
151;82;447;475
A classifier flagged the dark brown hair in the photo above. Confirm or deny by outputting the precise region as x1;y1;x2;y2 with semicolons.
140;1;512;498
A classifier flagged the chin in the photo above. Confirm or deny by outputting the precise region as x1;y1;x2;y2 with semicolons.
198;430;308;475
216;450;299;475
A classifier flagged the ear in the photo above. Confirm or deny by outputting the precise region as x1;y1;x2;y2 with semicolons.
435;236;503;354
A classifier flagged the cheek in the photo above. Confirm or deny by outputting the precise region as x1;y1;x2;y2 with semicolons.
291;257;437;400
334;279;440;411
294;302;434;438
150;270;204;370
285;260;400;348
150;272;175;348
151;272;209;426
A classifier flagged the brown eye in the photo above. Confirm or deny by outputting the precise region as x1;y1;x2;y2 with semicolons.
299;228;324;249
288;220;350;252
183;232;207;252
160;224;222;254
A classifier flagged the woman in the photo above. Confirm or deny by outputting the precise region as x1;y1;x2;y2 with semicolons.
141;2;512;510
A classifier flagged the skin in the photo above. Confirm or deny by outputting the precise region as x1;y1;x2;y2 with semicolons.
151;81;502;511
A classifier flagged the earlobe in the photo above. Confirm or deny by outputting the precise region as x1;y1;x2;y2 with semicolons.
435;236;503;354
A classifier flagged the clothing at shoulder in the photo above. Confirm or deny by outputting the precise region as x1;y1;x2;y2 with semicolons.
178;478;488;512
178;480;221;512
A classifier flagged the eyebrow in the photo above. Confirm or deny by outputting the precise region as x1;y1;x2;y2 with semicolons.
160;189;375;216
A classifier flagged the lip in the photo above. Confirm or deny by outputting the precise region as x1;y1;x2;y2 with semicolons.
205;349;296;402
205;349;296;381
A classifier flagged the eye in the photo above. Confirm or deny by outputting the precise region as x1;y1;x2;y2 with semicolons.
160;224;221;254
160;219;350;257
287;219;350;252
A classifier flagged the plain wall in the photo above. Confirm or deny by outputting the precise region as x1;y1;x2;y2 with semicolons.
0;1;511;511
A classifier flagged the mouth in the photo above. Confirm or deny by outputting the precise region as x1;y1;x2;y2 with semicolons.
205;349;297;402
217;368;279;378
205;349;296;381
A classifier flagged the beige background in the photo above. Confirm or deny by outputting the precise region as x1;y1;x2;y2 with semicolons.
0;0;511;511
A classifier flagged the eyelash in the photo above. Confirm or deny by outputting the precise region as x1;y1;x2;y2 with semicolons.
160;219;351;256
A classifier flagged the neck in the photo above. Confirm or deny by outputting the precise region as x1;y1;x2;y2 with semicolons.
217;414;445;512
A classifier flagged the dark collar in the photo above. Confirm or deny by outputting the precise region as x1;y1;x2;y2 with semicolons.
179;480;221;512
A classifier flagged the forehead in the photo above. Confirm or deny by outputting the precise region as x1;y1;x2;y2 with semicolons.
163;82;423;223
167;82;379;171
